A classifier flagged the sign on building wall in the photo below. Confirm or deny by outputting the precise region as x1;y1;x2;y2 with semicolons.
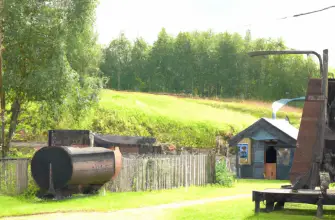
237;138;252;165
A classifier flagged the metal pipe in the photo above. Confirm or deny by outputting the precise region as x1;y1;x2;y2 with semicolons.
323;49;329;100
248;50;323;77
271;97;305;119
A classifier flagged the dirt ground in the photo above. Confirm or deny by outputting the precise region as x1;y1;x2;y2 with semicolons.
2;194;250;220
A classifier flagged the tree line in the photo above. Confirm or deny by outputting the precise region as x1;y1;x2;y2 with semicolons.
100;28;320;101
0;0;324;157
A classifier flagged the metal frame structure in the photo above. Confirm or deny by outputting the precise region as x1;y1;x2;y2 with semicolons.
249;49;329;189
248;49;331;218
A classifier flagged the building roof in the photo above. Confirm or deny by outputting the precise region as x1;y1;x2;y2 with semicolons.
93;134;157;147
262;118;298;140
47;129;157;148
228;117;298;147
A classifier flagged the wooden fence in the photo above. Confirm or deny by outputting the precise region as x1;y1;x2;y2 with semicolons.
106;153;216;192
0;153;216;195
0;158;30;195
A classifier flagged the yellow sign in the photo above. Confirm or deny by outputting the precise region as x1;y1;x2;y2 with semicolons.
237;138;252;165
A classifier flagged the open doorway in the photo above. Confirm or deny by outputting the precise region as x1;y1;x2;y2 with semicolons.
264;146;277;179
266;146;277;163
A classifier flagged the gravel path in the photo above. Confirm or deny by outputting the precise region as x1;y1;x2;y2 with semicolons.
3;194;250;220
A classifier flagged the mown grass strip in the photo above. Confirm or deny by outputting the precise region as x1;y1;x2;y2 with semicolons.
0;179;286;217
163;197;335;220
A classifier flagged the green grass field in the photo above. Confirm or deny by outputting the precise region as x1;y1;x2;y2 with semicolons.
14;89;303;148
100;91;255;127
2;179;334;219
99;90;302;128
0;179;286;217
84;90;302;147
164;198;335;220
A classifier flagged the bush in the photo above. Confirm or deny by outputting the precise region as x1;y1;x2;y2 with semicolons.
21;181;39;199
20;164;40;199
88;107;222;148
215;159;235;187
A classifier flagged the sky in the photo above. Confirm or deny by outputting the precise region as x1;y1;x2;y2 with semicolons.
95;0;335;67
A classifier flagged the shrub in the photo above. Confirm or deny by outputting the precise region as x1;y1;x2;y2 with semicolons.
215;158;235;187
21;181;39;199
20;164;40;199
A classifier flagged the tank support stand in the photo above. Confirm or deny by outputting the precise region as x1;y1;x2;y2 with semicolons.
274;201;285;211
253;191;261;214
265;201;274;212
254;198;281;214
47;163;56;195
255;199;260;214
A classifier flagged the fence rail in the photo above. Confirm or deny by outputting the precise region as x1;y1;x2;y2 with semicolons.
0;153;216;196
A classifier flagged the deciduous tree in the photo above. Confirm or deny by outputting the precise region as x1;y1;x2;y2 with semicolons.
1;0;102;157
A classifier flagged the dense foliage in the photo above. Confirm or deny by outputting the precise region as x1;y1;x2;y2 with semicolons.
100;29;320;101
1;0;104;156
215;158;235;187
0;2;324;152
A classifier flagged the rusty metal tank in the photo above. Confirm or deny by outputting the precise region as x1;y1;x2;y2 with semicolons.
31;146;116;194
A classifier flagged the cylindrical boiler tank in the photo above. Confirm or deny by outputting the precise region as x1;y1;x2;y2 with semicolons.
31;146;116;191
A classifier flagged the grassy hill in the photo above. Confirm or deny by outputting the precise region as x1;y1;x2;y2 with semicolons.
78;90;302;148
14;89;302;148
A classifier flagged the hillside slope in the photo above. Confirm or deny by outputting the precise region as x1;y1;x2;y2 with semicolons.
84;90;302;148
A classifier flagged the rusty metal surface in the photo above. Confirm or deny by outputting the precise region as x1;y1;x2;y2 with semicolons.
289;79;322;184
93;134;156;147
290;78;335;187
68;146;115;185
48;130;91;147
111;147;122;180
70;159;114;185
48;130;156;151
31;146;117;191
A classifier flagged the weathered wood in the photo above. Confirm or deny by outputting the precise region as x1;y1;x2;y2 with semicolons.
1;154;216;195
252;188;335;218
0;158;30;195
105;154;215;192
